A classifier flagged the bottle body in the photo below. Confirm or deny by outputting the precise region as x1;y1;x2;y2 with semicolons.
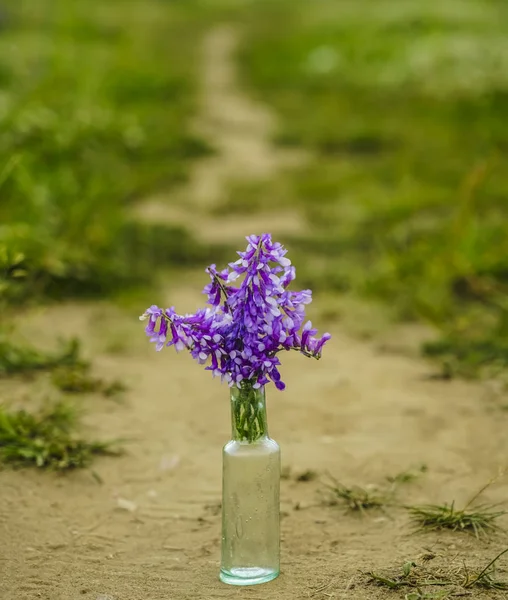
220;384;280;586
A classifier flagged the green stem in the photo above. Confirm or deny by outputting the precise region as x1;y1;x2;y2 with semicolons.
232;381;267;442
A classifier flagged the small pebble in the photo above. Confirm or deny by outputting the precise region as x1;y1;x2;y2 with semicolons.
116;498;137;512
160;454;180;471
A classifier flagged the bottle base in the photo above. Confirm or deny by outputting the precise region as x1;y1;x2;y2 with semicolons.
220;567;279;586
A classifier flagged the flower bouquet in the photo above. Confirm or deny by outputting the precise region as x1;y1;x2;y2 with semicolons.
141;234;330;586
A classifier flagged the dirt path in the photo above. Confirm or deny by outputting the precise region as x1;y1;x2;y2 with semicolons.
1;26;508;600
134;26;305;242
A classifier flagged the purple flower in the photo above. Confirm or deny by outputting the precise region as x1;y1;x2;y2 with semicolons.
140;234;331;390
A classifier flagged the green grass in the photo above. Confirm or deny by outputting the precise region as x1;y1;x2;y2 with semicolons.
51;364;126;397
408;502;506;538
0;402;120;470
237;0;508;378
0;336;83;376
387;465;428;486
323;467;426;513
407;480;506;538
295;469;318;482
323;475;392;513
0;0;221;306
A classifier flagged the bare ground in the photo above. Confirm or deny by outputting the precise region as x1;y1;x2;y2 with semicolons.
1;26;508;600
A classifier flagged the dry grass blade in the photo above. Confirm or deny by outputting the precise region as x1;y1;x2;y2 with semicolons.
368;561;452;593
463;547;508;590
367;548;508;596
403;593;449;600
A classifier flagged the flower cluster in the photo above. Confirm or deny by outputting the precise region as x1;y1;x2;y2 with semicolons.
140;234;331;391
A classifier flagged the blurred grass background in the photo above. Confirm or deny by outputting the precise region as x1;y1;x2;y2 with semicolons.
234;0;508;378
0;0;235;468
0;0;220;306
1;0;508;383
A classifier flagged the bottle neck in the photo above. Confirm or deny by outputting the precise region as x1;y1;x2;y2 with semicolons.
230;382;268;442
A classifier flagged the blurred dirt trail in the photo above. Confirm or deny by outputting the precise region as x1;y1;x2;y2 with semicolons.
190;25;285;205
2;26;508;600
135;25;306;241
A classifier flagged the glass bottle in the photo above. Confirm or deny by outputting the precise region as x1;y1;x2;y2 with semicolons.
220;382;280;586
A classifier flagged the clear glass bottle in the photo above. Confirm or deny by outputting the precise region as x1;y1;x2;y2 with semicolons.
220;382;280;586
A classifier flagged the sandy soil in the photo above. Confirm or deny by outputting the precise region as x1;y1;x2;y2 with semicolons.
1;26;508;600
